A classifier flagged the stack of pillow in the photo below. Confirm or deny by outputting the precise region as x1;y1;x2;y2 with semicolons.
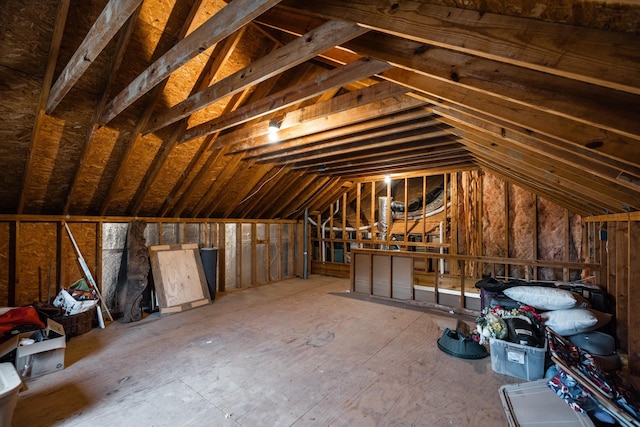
502;286;612;337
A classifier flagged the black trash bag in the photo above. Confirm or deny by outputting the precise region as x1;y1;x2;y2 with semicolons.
505;317;541;347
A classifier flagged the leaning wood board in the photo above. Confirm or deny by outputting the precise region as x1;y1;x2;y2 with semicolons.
148;244;211;314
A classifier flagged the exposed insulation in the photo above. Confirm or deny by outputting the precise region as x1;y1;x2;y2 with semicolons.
536;196;566;280
482;172;506;277
508;183;535;278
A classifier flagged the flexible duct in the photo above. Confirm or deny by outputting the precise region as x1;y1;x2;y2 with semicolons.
378;196;391;250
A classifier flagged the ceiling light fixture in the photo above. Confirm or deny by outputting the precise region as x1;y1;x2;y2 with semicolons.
268;120;280;142
384;175;391;184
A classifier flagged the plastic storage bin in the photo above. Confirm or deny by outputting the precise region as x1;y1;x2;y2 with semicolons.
0;363;22;426
500;379;594;426
490;338;547;381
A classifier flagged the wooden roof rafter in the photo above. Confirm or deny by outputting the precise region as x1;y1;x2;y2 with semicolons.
45;0;143;114
129;26;248;216
285;0;640;95
291;140;463;172
144;20;369;134
98;0;206;216
181;58;394;144
262;123;453;165
63;4;142;215
99;0;285;125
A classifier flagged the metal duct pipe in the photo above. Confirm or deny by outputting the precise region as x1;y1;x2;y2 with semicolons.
378;196;392;250
303;208;309;279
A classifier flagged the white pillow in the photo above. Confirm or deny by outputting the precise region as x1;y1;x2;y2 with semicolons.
542;308;612;336
503;286;589;310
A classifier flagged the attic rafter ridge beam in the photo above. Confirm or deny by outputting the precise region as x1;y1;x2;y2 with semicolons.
18;0;70;214
99;0;284;125
286;0;640;95
45;0;143;114
145;20;368;134
180;58;393;144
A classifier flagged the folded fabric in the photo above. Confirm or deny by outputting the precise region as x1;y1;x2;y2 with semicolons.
0;306;46;336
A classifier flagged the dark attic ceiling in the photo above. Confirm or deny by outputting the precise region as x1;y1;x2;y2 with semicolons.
1;0;639;220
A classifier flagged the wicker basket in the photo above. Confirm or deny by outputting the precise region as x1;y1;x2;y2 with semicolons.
51;306;96;338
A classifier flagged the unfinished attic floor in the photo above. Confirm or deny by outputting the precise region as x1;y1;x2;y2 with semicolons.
13;275;521;427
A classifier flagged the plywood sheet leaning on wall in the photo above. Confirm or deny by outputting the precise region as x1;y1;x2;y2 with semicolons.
148;243;210;315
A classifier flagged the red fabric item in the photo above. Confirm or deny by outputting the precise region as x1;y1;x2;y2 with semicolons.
0;306;46;335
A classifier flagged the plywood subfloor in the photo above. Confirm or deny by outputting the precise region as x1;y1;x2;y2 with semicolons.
13;275;521;426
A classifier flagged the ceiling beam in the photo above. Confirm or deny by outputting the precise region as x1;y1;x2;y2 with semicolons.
330;155;475;179
129;26;247;216
233;95;427;154
254;118;444;163
270;125;454;165
288;139;462;171
63;5;141;215
144;20;368;133
214;79;410;150
284;0;640;95
341;31;640;142
99;0;284;125
45;0;143;114
99;0;204;216
379;68;640;171
180;58;393;143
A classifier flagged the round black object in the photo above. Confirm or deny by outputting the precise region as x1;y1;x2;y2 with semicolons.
437;328;489;359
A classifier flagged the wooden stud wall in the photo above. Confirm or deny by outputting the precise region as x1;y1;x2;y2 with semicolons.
0;216;299;309
585;212;640;376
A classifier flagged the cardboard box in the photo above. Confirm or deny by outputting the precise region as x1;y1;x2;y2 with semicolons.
53;288;97;315
0;318;66;380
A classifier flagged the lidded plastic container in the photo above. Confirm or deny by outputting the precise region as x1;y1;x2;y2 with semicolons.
0;363;22;426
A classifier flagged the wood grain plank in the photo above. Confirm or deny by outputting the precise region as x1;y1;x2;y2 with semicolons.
46;0;143;113
100;0;284;125
145;20;368;133
287;0;640;94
